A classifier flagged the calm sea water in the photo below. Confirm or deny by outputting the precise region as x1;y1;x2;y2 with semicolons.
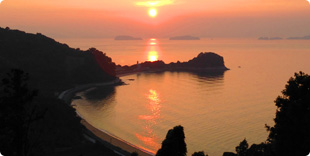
59;38;310;156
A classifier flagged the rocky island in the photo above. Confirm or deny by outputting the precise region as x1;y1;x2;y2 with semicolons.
169;35;200;40
116;52;229;75
114;35;142;40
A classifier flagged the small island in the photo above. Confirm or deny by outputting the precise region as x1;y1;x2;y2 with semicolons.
114;35;142;40
287;35;310;40
116;52;229;75
258;37;283;40
169;35;200;40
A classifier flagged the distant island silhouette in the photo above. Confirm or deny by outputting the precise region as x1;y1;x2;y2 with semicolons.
115;35;143;40
258;35;310;40
258;37;283;40
287;35;310;40
169;35;200;40
116;52;229;75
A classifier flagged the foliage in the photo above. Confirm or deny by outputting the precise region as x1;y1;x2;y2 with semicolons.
0;27;116;94
235;139;248;156
192;151;208;156
266;71;310;156
246;143;271;156
222;152;237;156
0;69;113;156
0;69;40;156
156;125;187;156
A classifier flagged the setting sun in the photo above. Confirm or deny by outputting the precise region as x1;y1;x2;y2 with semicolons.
148;8;157;17
148;51;158;62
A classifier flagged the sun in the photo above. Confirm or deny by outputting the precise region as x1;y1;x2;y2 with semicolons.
148;51;158;62
149;55;158;61
0;0;3;4
148;8;157;17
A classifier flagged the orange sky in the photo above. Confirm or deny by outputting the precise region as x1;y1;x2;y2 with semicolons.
0;0;310;38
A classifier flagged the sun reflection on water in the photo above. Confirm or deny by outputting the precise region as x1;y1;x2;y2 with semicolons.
146;38;160;62
136;89;161;153
148;51;159;62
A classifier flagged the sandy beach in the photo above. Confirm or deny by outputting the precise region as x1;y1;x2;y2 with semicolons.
59;77;155;156
81;120;154;156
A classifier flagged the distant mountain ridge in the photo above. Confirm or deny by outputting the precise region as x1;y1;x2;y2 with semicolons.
114;35;142;40
169;35;200;40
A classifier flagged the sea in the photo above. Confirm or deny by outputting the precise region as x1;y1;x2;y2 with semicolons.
57;38;310;156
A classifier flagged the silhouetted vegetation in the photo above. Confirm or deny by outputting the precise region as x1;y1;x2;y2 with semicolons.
156;125;187;156
131;151;139;156
222;152;237;156
0;69;117;156
219;71;310;156
192;151;208;156
246;142;270;156
266;71;310;156
0;27;118;155
0;69;40;156
0;27;116;94
235;139;248;156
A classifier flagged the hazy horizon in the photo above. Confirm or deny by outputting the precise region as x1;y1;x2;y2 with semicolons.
1;0;310;39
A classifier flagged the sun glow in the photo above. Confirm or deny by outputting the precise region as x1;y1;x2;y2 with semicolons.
136;0;174;7
148;51;158;62
148;8;157;17
146;38;160;62
0;0;3;4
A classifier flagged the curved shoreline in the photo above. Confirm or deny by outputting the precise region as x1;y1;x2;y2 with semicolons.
58;78;155;156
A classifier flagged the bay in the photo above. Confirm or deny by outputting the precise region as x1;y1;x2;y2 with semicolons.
58;38;310;156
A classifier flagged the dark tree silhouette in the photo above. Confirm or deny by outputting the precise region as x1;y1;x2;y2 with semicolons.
131;151;139;156
224;140;271;156
266;71;310;156
223;152;237;156
0;69;40;156
192;151;208;156
156;125;187;156
235;139;248;156
246;143;271;156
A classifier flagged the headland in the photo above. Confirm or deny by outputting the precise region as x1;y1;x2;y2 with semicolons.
116;52;229;76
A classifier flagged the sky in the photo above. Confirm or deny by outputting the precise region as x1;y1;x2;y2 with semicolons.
0;0;310;38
